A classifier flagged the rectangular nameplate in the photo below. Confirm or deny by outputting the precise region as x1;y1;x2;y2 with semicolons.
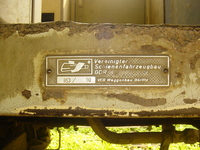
46;56;170;87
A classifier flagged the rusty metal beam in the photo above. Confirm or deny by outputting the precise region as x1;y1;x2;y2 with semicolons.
87;118;163;144
87;118;200;147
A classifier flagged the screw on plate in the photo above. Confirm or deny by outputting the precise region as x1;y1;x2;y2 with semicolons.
163;68;168;73
47;69;52;74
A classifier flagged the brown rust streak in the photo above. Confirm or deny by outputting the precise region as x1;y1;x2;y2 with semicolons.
183;99;198;104
107;93;166;106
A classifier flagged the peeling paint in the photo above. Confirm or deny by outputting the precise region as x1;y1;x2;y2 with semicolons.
21;90;31;99
134;107;200;117
20;107;200;118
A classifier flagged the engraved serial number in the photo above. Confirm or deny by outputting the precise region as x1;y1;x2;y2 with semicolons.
57;76;96;84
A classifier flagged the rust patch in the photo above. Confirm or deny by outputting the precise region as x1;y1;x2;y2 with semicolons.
42;89;66;104
189;53;200;70
21;90;31;99
175;72;182;78
183;99;198;104
140;45;168;54
20;107;116;117
95;29;114;40
107;93;166;106
134;107;200;117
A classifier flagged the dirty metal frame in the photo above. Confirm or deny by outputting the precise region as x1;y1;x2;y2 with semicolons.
0;22;200;149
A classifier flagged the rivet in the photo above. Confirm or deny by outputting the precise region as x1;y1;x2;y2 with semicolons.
163;69;168;73
47;69;52;74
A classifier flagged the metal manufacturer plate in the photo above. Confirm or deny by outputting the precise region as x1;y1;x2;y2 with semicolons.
46;56;170;87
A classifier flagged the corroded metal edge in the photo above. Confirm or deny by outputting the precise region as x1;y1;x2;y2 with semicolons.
19;107;200;118
0;21;200;39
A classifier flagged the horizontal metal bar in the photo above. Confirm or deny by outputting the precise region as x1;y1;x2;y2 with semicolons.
87;118;200;144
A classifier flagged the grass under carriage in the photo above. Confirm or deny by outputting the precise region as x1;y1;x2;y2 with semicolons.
47;125;200;150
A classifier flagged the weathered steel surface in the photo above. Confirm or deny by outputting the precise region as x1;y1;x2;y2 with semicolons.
0;22;199;117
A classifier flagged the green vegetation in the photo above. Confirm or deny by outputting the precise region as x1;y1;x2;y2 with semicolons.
47;125;199;150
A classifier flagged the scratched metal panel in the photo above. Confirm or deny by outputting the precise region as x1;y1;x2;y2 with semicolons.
0;22;199;118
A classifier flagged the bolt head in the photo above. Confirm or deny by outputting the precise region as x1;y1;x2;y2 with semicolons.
163;69;168;73
47;69;52;74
